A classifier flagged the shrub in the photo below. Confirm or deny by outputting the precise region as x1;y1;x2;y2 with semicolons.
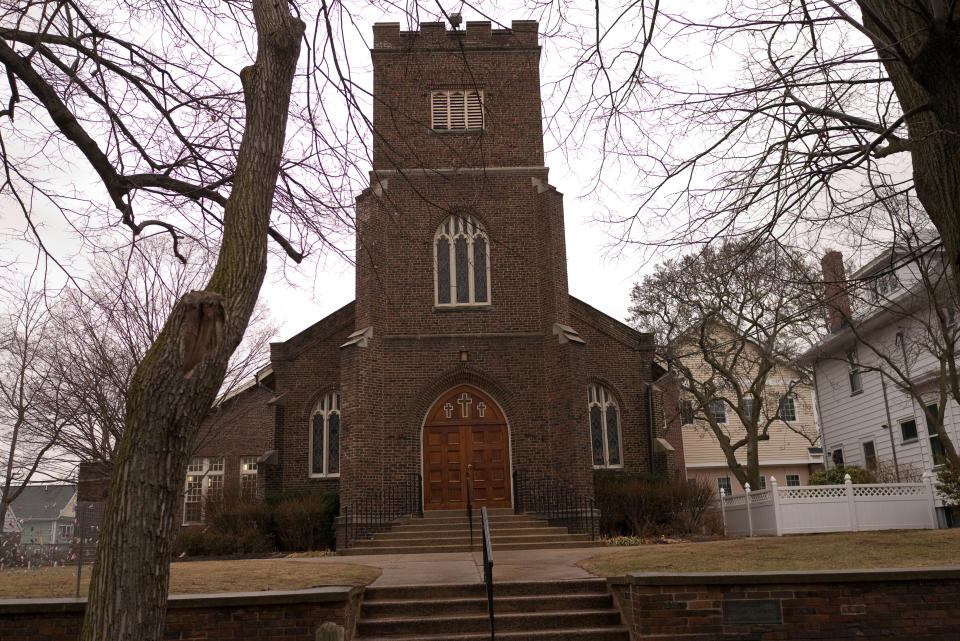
594;471;717;538
173;490;338;557
936;461;960;507
808;465;876;485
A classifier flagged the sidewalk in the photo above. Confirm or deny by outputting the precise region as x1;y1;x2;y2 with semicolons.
290;546;610;586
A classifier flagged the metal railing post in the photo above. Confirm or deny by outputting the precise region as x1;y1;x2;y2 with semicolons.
481;506;495;641
467;466;474;547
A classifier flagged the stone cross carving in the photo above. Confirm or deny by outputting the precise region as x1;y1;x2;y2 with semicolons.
476;401;486;418
458;392;472;418
443;402;454;419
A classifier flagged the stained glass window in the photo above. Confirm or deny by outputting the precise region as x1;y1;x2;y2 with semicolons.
434;214;490;306
590;405;604;466
455;237;469;303
310;391;341;477
587;383;623;468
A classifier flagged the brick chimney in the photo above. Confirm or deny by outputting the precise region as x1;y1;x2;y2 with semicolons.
821;250;851;333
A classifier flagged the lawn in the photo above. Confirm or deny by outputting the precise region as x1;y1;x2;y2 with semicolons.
580;529;960;577
0;558;381;599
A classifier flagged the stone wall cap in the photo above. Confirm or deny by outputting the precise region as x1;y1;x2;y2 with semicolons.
607;567;960;586
0;586;359;615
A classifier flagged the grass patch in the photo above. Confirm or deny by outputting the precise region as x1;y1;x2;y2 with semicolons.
580;529;960;577
0;559;381;599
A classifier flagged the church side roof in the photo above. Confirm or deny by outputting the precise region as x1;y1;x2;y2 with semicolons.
569;295;653;350
270;300;356;361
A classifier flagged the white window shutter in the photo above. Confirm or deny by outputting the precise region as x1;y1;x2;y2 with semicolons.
467;91;483;129
432;92;449;129
449;91;465;129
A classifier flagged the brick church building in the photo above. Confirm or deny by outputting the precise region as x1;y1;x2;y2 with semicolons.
165;18;679;539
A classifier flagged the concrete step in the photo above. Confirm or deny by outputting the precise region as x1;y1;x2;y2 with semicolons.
402;515;542;526
376;526;567;539
357;609;622;637
340;540;605;555
364;579;609;601
354;627;630;640
352;533;592;547
389;519;551;531
361;593;614;617
420;509;516;518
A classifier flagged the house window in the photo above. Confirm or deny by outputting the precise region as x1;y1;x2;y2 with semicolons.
588;383;623;468
58;524;74;540
717;477;732;495
240;456;259;500
758;475;767;490
862;440;877;471
709;399;727;425
786;474;801;487
310;391;341;477
777;396;797;421
679;399;695;425
832;447;845;466
926;404;947;465
431;90;483;130
743;397;755;421
846;348;862;394
435;215;490;306
183;456;225;524
900;418;919;443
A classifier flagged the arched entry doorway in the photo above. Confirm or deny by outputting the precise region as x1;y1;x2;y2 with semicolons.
422;385;511;510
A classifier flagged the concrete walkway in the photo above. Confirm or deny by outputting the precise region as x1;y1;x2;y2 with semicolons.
289;546;610;586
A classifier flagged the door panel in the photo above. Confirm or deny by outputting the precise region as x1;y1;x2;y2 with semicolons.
422;386;511;510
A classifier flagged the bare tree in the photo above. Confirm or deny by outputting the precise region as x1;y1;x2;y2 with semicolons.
814;201;960;472
554;1;960;294
45;238;276;465
0;285;70;532
0;0;330;637
630;240;821;488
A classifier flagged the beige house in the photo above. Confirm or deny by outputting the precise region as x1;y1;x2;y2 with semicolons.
670;324;824;496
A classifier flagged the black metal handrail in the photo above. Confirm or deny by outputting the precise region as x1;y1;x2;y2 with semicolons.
343;472;423;548
467;465;474;546
512;470;597;540
481;505;495;641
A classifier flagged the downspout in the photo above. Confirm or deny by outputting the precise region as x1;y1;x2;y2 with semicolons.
647;383;656;475
812;368;829;470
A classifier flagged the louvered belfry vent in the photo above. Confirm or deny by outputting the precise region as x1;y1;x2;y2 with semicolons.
431;90;483;130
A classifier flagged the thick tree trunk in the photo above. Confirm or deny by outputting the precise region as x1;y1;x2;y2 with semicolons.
858;1;960;468
78;3;304;640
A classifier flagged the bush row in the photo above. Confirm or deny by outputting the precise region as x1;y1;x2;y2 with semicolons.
593;471;720;538
174;491;338;557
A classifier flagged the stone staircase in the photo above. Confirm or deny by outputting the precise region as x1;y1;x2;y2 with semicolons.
353;579;628;640
340;508;603;555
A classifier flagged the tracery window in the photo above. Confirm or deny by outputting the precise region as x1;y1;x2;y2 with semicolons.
434;215;490;306
310;391;341;477
588;383;623;468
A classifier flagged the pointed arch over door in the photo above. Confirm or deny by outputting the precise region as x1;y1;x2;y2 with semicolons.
422;385;511;510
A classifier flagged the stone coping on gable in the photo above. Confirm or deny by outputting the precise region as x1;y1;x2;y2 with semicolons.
0;585;359;615
607;567;960;586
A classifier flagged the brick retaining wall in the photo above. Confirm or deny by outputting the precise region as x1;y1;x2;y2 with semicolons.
608;568;960;640
0;586;362;641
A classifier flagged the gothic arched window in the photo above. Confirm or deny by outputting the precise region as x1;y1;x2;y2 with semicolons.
434;215;490;306
588;383;623;468
309;391;340;477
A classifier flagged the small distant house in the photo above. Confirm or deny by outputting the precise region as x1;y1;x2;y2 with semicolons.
8;485;77;545
667;322;824;496
2;505;21;535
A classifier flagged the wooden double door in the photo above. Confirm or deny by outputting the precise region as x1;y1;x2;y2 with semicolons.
422;385;511;510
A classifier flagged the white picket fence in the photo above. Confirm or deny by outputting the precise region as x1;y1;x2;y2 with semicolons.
720;474;939;536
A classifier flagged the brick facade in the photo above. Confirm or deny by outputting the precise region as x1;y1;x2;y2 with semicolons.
0;587;361;641
180;19;670;534
608;569;960;640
